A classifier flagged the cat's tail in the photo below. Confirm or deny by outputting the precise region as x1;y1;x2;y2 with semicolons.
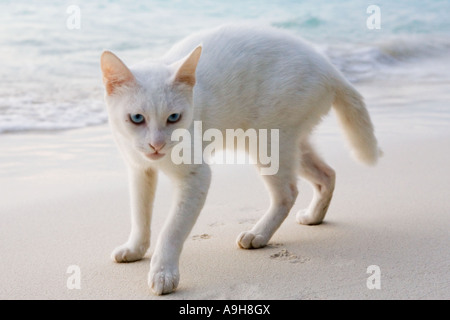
332;80;382;165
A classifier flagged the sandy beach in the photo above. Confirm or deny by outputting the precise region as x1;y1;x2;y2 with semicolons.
1;81;449;300
2;0;450;302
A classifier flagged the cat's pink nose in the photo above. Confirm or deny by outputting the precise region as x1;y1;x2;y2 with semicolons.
149;142;166;152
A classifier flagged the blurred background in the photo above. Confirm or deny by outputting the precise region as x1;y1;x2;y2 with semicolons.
1;0;449;134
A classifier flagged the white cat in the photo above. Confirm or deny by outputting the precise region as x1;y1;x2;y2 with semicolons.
100;24;381;295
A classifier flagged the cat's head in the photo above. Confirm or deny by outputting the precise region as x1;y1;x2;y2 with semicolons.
100;46;202;162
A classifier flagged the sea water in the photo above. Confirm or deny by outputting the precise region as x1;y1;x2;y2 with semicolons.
0;0;449;133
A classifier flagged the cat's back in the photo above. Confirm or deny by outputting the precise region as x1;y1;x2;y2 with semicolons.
163;24;340;128
164;24;308;59
163;24;334;82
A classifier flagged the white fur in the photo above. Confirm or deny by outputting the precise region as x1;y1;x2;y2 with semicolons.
101;24;381;295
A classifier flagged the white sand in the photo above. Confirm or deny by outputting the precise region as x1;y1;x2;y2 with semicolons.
1;91;450;299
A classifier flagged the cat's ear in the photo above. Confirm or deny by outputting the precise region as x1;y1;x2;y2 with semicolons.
172;45;202;87
100;51;135;95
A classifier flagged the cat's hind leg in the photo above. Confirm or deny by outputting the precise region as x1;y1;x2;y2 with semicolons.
296;140;335;225
237;140;299;249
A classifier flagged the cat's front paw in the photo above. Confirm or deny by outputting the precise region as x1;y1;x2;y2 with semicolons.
236;231;268;249
111;242;148;263
148;264;179;295
296;209;324;225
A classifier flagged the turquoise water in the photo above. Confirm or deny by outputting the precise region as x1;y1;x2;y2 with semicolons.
0;0;449;132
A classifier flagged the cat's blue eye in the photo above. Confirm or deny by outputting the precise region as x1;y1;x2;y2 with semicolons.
129;114;145;125
167;113;181;124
